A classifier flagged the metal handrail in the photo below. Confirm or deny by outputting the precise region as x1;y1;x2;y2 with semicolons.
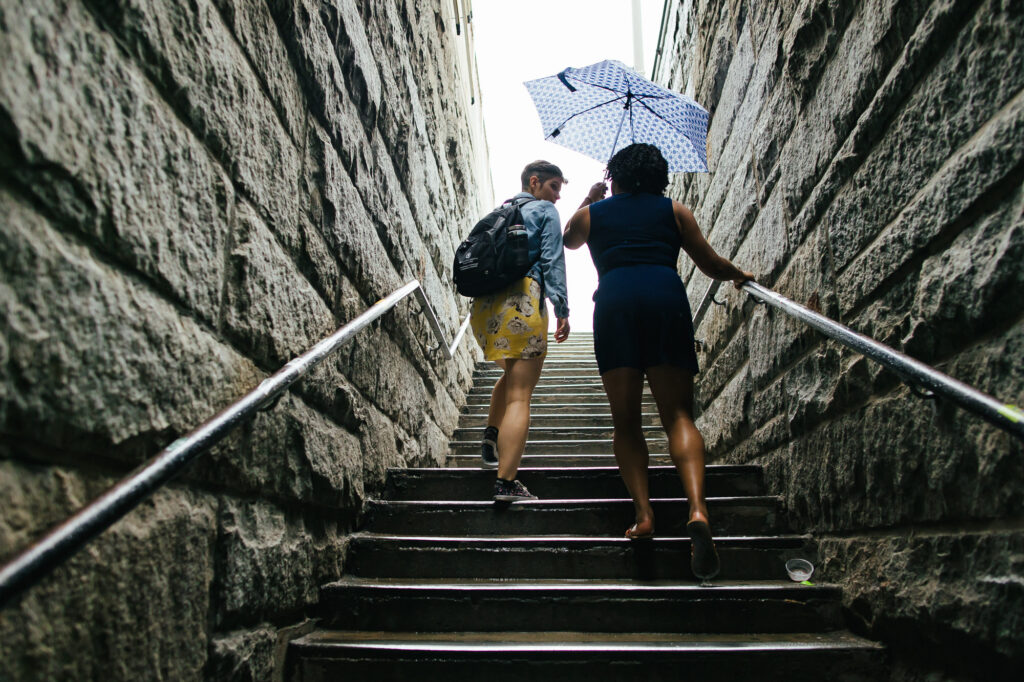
693;279;1024;440
0;280;471;609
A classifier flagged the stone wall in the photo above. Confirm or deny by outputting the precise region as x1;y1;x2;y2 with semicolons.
655;0;1022;678
0;1;488;680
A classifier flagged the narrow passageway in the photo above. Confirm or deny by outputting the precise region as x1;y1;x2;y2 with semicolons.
286;332;886;679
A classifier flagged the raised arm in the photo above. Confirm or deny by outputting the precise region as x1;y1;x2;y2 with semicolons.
674;201;754;288
563;182;607;250
563;207;590;249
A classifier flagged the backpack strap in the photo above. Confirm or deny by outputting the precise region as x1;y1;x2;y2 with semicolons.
504;196;538;208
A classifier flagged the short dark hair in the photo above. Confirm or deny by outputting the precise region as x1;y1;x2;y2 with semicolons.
521;160;565;190
606;143;669;195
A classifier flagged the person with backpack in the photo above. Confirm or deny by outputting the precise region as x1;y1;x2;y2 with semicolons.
562;143;753;580
468;160;604;502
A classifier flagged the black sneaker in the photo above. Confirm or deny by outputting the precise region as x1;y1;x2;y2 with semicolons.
493;478;537;502
480;426;499;468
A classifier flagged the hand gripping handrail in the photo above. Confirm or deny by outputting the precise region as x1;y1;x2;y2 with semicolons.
0;280;471;609
693;279;1024;440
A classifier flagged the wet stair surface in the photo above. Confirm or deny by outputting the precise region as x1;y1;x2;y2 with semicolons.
288;336;886;680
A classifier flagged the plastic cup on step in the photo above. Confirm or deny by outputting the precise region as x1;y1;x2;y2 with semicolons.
785;558;814;582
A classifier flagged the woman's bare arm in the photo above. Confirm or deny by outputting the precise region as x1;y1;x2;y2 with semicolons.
564;182;606;250
563;206;590;249
674;201;754;287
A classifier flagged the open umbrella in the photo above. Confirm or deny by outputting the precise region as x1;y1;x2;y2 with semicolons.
523;59;710;173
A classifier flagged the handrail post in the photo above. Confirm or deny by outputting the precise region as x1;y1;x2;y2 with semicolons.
449;313;473;358
412;285;454;360
691;278;723;332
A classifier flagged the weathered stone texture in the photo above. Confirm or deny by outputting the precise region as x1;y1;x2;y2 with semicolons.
0;460;217;680
657;0;1024;676
1;0;486;679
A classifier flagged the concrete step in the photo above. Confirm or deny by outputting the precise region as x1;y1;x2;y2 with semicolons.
343;534;815;581
316;578;846;633
445;452;674;467
473;369;603;380
469;382;613;394
288;630;886;681
453;425;665;442
382;466;764;500
456;412;658;428
360;497;785;537
460;401;654;414
450;438;666;455
475;360;599;370
464;392;657;405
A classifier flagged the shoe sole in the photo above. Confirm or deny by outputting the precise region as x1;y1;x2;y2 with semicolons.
481;440;498;468
492;495;538;502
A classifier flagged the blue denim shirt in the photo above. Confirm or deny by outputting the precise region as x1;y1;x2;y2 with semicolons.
513;191;569;319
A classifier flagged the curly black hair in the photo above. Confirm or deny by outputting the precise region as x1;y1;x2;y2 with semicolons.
605;143;669;195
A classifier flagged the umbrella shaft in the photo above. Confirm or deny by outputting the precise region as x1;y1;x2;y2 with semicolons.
609;97;631;164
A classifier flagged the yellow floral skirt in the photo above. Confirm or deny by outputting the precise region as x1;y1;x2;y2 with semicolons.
470;277;548;361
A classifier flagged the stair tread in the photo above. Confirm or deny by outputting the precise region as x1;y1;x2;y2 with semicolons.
394;465;762;474
351;533;808;545
365;496;781;505
325;576;832;591
294;629;882;652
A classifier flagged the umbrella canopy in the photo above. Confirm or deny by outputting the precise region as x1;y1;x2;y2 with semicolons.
524;59;710;173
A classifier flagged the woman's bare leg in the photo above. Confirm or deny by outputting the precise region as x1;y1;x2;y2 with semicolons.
645;364;708;524
601;367;653;536
496;356;545;480
646;364;718;578
487;360;507;428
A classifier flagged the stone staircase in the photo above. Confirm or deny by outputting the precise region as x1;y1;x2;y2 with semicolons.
287;335;886;680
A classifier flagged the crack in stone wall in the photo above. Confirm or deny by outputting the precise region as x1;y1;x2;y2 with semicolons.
0;1;488;679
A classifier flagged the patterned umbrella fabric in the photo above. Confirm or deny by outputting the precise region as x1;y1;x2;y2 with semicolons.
524;59;710;173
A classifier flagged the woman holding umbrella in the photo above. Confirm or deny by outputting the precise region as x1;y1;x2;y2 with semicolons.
563;143;753;580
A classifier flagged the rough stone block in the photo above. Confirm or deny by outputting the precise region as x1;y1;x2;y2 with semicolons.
820;531;1024;666
829;0;1024;277
836;89;1024;317
706;152;761;259
0;464;216;682
722;414;790;465
222;200;337;368
207;620;316;682
207;627;278;682
779;0;924;244
698;364;752;459
0;190;261;456
740;229;835;392
213;497;348;629
0;0;231;325
702;25;756;221
695;319;750;412
89;0;304;249
210;0;308;145
732;189;789;283
302;121;403;297
199;392;365;509
902;189;1024;363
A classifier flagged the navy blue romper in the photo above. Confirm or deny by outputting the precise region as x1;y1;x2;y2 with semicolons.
587;192;699;375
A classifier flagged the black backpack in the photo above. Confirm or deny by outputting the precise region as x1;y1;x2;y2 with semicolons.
452;197;537;297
